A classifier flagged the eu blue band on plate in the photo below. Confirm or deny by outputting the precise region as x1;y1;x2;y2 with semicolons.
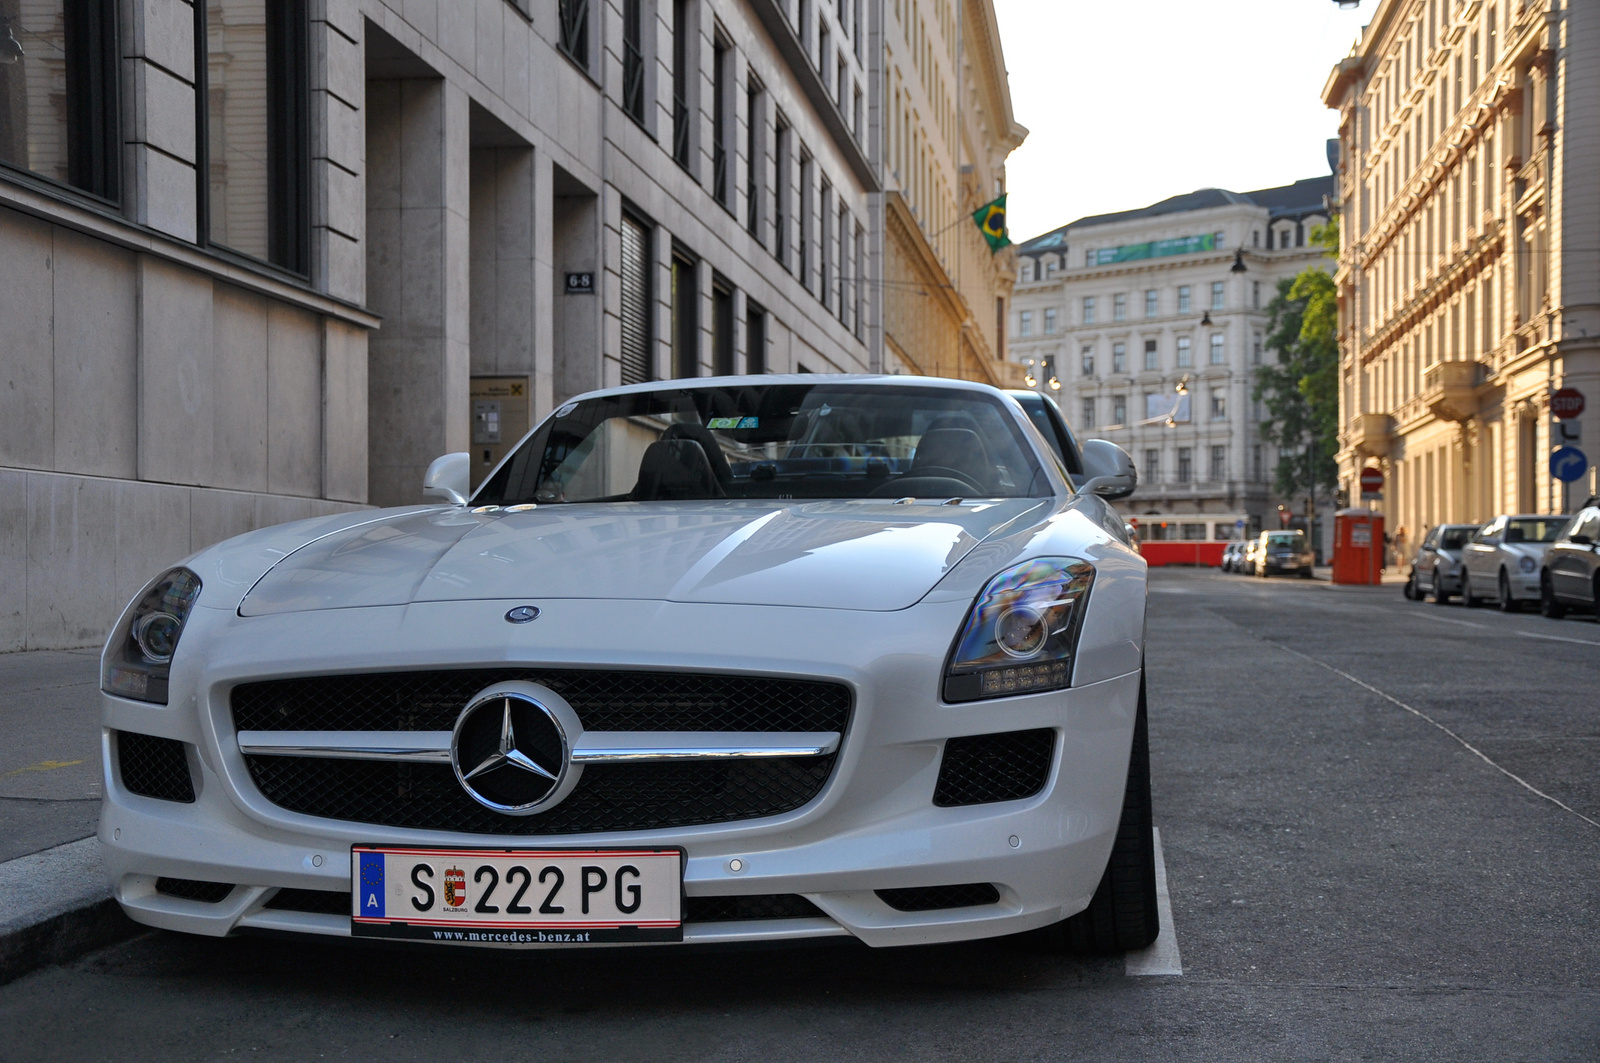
359;851;385;917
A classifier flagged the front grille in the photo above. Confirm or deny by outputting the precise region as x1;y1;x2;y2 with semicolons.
876;883;1000;911
118;732;196;803
265;888;349;915
232;669;851;733
155;878;234;903
232;669;849;834
685;894;824;923
933;729;1054;807
244;756;835;835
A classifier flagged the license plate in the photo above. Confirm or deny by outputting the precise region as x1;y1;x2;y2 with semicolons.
350;846;683;945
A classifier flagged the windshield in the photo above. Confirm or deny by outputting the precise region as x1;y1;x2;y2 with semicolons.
1265;532;1306;548
475;383;1051;505
1504;518;1567;544
1439;529;1472;550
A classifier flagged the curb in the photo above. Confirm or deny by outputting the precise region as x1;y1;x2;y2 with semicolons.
0;837;139;986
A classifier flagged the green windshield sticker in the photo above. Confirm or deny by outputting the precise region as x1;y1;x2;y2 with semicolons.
707;417;739;429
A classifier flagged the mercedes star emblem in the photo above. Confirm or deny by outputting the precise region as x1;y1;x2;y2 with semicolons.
504;605;541;623
450;691;569;814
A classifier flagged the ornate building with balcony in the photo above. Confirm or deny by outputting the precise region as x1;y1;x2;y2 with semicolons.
1010;177;1332;537
1324;0;1600;534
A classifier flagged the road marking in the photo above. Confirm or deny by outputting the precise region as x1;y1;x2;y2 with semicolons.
1407;612;1489;629
0;759;85;779
1516;629;1600;648
1125;827;1182;976
1264;642;1600;833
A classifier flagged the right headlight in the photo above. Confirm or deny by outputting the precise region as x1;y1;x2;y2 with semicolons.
101;568;202;704
943;559;1094;703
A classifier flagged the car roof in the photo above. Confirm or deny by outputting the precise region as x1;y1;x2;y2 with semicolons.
567;373;1010;404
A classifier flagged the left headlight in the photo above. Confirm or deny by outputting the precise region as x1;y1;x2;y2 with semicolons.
944;559;1094;703
1519;556;1537;574
101;568;202;704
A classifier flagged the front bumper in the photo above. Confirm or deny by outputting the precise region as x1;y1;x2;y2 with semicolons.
101;595;1144;949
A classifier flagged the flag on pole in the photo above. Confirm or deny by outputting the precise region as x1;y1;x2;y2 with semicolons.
972;194;1009;251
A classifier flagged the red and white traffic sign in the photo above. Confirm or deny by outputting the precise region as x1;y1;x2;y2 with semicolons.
1552;387;1585;420
1359;467;1385;496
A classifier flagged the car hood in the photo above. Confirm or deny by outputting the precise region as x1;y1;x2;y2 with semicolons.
237;498;1050;616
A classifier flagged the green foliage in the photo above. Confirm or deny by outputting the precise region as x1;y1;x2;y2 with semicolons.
1254;217;1340;498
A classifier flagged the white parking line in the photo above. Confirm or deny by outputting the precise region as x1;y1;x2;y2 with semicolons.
1124;827;1182;977
1409;612;1489;629
1516;629;1600;648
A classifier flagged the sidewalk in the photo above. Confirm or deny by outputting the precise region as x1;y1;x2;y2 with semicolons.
0;648;133;984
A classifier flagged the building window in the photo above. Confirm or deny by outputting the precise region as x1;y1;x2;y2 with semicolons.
1177;447;1192;483
803;159;817;293
746;299;767;373
1210;388;1226;420
1112;342;1126;374
672;0;693;169
1145;289;1158;318
1177;285;1191;313
1080;346;1094;376
199;0;310;273
0;0;120;201
1252;444;1262;481
1113;293;1127;321
1213;231;1225;247
1143;338;1158;371
1112;394;1127;425
1209;333;1225;365
853;218;863;337
1082;296;1096;324
1043;308;1056;333
671;245;699;378
712;273;735;375
1210;281;1224;310
619;209;654;384
559;0;591;68
1209;445;1226;480
773;115;790;267
1176;336;1192;367
1019;310;1032;336
1081;398;1096;427
745;77;763;237
712;33;734;209
1143;449;1160;480
818;24;830;83
1252;333;1263;365
1045;259;1056;275
623;0;647;123
839;206;852;323
1251;280;1261;309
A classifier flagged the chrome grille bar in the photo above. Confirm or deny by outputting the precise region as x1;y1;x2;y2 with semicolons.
237;730;840;764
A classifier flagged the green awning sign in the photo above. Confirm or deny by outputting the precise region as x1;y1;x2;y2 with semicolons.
1094;233;1215;265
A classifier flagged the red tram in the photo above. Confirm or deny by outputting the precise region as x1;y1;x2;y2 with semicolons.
1129;514;1251;567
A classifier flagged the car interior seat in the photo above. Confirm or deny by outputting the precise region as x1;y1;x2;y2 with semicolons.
631;438;726;501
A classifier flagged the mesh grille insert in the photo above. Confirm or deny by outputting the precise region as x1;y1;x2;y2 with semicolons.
265;888;350;915
232;669;851;734
876;883;1000;911
118;732;196;803
933;728;1054;807
243;756;835;834
155;878;234;903
684;894;825;923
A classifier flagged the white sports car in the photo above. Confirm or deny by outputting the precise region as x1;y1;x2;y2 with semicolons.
99;375;1155;953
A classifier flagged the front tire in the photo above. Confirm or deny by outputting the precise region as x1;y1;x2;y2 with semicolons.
1038;675;1159;954
1462;574;1481;608
1432;569;1451;604
1499;571;1519;613
1403;573;1418;599
1540;572;1567;619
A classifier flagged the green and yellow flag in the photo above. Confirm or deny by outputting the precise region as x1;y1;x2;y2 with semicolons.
972;194;1009;251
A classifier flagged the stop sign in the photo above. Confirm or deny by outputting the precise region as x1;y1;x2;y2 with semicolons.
1360;467;1384;495
1552;387;1585;420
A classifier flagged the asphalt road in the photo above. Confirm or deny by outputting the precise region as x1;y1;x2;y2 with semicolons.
2;569;1597;1062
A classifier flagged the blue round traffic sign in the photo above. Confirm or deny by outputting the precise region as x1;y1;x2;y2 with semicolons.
1550;446;1588;482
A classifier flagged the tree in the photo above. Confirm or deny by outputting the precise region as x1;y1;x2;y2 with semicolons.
1254;219;1340;501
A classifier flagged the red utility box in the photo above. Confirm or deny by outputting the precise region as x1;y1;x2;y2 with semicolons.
1332;508;1384;585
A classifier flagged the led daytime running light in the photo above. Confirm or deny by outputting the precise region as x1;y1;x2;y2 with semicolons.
944;558;1093;703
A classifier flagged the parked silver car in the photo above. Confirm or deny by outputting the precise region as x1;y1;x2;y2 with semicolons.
1460;514;1571;611
1404;524;1478;603
1254;530;1315;578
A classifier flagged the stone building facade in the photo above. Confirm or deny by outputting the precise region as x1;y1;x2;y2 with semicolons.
1011;178;1332;536
0;0;1021;652
1324;0;1600;536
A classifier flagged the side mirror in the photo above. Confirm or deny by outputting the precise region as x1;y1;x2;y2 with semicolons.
1570;533;1594;546
1078;439;1137;501
422;452;471;505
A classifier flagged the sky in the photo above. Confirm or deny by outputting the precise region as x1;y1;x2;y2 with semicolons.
990;0;1375;243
